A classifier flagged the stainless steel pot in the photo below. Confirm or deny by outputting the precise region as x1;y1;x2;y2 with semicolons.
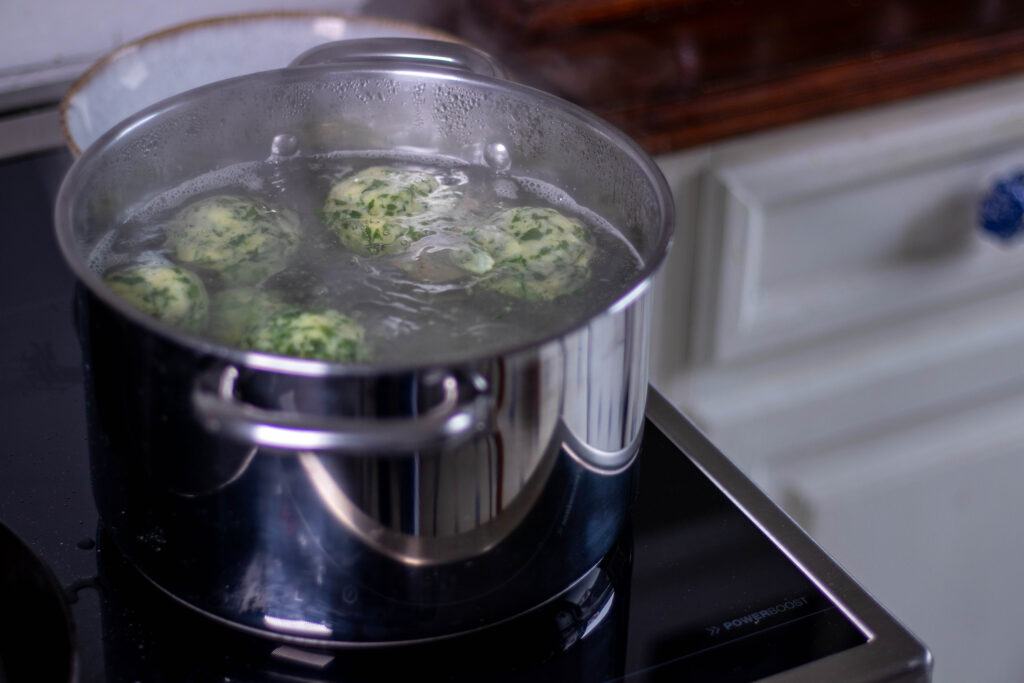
56;39;674;644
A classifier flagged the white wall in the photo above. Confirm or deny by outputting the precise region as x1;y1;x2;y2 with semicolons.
0;0;453;96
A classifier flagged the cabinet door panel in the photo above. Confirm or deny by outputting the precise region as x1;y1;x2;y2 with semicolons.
689;75;1024;364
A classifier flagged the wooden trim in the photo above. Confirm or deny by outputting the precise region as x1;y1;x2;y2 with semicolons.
605;27;1024;153
484;0;706;34
459;0;1024;152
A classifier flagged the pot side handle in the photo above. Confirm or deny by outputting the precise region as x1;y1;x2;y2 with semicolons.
288;37;509;79
192;366;494;453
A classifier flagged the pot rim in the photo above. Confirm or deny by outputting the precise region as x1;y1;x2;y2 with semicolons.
55;60;675;377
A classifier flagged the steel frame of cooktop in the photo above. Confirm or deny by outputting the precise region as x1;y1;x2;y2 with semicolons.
645;387;932;683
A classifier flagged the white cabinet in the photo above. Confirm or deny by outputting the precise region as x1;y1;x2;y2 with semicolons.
771;390;1024;683
651;73;1024;683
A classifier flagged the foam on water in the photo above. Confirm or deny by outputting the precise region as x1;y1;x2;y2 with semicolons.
86;229;120;275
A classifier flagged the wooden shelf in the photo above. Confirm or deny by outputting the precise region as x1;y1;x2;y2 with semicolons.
458;0;1024;153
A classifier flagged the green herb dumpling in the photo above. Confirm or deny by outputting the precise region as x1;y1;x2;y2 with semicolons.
473;207;592;300
240;308;367;362
166;195;300;285
104;263;209;330
322;166;459;256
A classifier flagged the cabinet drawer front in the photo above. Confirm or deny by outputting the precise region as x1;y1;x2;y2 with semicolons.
692;75;1024;363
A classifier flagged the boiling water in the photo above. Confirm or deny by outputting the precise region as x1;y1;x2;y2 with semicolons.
95;152;643;364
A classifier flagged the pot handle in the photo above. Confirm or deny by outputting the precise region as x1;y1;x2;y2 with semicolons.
288;37;508;79
192;366;493;452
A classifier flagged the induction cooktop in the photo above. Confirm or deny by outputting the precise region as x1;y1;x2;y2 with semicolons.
0;146;931;682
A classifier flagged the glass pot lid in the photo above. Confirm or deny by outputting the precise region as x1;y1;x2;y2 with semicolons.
55;38;675;372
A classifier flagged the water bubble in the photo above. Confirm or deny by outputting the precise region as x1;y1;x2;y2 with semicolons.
483;142;511;172
271;133;299;157
440;169;468;187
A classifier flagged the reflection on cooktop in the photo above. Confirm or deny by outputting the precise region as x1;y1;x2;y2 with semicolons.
94;523;632;682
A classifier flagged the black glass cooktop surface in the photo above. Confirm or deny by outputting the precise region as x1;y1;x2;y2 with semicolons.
0;147;928;682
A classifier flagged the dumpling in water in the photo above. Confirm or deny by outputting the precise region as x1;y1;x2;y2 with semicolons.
104;263;209;330
166;195;300;285
471;207;592;301
392;233;495;284
240;308;367;362
322;166;460;256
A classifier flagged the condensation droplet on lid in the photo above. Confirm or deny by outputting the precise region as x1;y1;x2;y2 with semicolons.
483;142;511;172
271;133;299;157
